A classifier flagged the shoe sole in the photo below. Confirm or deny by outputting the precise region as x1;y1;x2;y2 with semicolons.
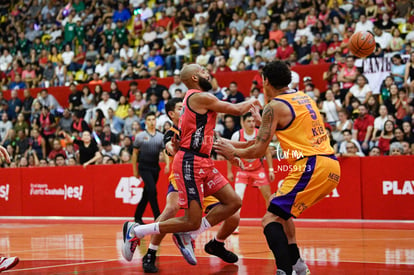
0;257;19;271
172;234;197;265
121;222;134;262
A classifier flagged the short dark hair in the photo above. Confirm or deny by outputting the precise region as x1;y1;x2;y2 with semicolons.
55;153;66;161
145;111;156;120
342;129;352;135
262;61;291;89
130;81;138;87
165;98;183;120
242;112;253;121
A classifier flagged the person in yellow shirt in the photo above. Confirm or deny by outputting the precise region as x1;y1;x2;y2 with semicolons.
115;95;130;119
215;61;341;275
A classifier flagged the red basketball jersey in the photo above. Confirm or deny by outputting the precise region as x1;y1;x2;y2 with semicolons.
239;128;263;171
179;89;217;156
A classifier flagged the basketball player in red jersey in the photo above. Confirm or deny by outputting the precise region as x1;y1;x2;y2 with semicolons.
121;64;261;265
228;112;274;222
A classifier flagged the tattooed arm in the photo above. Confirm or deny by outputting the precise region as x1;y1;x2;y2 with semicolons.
214;101;280;160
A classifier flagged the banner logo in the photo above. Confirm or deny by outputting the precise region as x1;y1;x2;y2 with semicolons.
115;177;143;204
383;180;414;195
29;184;84;200
0;184;9;201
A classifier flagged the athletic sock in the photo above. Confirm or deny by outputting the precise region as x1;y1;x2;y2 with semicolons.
289;243;301;266
149;243;159;251
189;217;211;239
134;222;160;239
215;236;225;243
263;222;292;274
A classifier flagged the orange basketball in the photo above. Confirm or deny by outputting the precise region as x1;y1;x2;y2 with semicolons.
348;31;376;58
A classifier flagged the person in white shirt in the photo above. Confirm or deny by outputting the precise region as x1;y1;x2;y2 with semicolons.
101;140;122;158
61;44;75;66
346;75;372;106
322;90;342;125
286;62;299;90
97;91;118;118
120;44;135;64
341;141;365;157
371;104;391;142
355;14;374;33
373;26;392;50
338;129;364;155
95;57;109;78
165;31;190;75
229;40;247;71
0;49;13;72
195;47;211;67
168;71;188;97
229;13;245;33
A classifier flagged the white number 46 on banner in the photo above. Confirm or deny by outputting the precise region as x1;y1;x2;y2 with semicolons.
115;177;143;204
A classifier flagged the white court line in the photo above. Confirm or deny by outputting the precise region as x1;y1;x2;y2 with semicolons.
5;259;119;272
0;216;414;223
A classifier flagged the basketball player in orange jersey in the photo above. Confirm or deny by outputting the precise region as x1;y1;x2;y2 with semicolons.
214;61;341;275
227;112;274;233
121;64;261;266
140;98;240;272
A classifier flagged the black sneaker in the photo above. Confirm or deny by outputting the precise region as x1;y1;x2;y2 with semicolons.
204;239;238;263
142;251;158;273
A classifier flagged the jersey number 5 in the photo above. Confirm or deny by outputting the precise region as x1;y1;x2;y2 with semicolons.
306;104;317;120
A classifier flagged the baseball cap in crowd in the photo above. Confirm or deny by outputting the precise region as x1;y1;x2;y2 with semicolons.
303;76;312;82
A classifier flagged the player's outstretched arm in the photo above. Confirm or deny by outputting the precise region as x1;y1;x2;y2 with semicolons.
214;101;278;160
192;93;261;116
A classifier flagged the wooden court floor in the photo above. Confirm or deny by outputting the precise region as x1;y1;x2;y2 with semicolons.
1;218;413;274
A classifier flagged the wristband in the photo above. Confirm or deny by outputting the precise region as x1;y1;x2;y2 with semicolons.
269;168;274;172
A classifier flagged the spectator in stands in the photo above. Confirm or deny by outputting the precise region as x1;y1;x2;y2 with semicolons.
68;83;82;111
166;30;190;75
333;109;353;143
390;54;405;89
404;52;414;95
145;76;167;103
145;49;164;76
107;108;123;135
58;108;73;133
322;89;342;126
48;138;66;161
29;128;46;160
115;96;130;120
7;90;22;122
276;37;294;61
101;140;121;158
372;105;391;142
377;120;395;155
109;81;122;102
0;113;12;144
353;104;375;154
168;70;188;97
208;77;227;101
124;108;140;137
389;28;405;53
355;14;374;33
71;110;90;133
339;56;359;101
226;82;245;104
368;146;381;156
97;91;118;118
389;142;403;156
221;114;239;140
9;74;26;90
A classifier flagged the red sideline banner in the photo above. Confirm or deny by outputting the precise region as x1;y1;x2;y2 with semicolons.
361;155;414;220
1;64;330;108
0;156;410;219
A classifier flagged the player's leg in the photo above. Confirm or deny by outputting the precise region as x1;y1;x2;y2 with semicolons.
147;166;161;219
233;171;248;234
205;183;242;227
258;184;272;207
134;167;151;224
143;189;180;273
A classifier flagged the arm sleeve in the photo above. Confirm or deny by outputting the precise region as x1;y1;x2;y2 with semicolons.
133;133;143;149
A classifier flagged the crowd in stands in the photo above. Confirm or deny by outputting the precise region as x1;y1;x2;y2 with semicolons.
0;0;413;168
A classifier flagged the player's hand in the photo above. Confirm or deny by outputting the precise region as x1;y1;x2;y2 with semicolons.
83;162;89;168
269;170;275;182
214;138;236;161
248;98;262;109
170;135;180;155
230;157;244;170
250;105;262;126
227;171;234;182
164;165;170;174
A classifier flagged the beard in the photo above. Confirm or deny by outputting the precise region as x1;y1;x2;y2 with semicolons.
198;75;212;91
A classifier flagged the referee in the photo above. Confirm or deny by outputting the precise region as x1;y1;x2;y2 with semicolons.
132;111;164;224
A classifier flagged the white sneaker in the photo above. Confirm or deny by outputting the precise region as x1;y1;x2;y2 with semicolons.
293;258;311;275
173;233;197;265
121;221;139;261
0;256;19;272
